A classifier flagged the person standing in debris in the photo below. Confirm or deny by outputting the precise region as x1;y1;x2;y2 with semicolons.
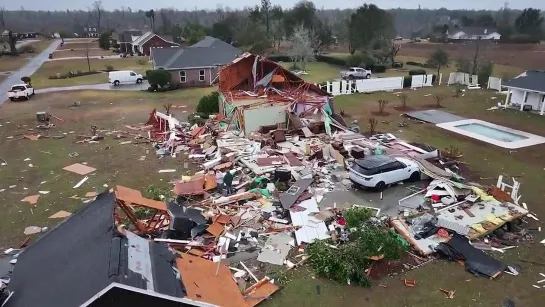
215;170;225;194
223;170;235;196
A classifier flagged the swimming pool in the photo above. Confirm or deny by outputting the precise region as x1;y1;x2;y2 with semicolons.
436;119;545;149
455;123;528;142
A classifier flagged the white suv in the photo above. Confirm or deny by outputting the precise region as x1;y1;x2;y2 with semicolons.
349;155;420;190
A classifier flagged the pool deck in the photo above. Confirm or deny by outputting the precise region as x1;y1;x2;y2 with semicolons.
437;119;545;149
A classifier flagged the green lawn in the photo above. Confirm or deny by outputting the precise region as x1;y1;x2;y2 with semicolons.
279;62;341;83
31;57;152;88
0;88;213;245
0;40;55;72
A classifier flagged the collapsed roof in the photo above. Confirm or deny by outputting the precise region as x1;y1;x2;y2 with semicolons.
218;53;341;135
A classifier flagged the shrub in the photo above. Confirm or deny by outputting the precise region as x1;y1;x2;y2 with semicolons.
372;65;387;73
266;54;291;62
48;70;100;79
315;55;347;66
408;69;427;76
196;91;220;115
406;61;425;67
155;83;180;92
403;76;412;88
377;99;389;114
20;76;31;84
146;69;172;88
392;62;403;68
188;112;208;126
137;59;148;65
499;34;541;44
104;65;115;71
18;45;35;54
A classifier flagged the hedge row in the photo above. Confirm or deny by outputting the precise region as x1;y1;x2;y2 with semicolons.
403;74;437;88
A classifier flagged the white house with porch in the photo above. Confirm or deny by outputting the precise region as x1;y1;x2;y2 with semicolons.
502;70;545;115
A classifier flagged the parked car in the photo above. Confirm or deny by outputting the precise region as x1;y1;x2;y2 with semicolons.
348;155;420;189
7;84;35;101
340;67;372;80
108;70;143;86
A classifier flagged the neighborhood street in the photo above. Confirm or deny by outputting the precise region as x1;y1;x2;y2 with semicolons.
0;39;61;103
35;81;150;94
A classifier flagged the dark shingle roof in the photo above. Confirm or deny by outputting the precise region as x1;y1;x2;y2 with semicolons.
6;193;118;307
6;192;185;307
150;36;242;70
503;70;545;93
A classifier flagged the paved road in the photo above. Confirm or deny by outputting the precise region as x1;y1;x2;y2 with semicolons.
36;81;150;94
0;40;62;103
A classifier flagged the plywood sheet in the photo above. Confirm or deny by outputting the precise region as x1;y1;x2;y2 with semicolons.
21;195;40;205
115;185;167;211
175;255;246;307
62;163;96;175
49;210;72;219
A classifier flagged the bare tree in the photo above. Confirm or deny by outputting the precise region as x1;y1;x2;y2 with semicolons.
368;118;378;135
92;1;103;32
7;30;17;54
434;95;445;108
0;6;5;30
398;94;409;109
288;24;315;71
84;42;91;72
377;99;389;114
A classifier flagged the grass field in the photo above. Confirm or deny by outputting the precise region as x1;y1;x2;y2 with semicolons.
0;88;213;245
31;57;152;88
51;48;115;58
0;40;54;72
326;53;524;80
279;62;341;83
58;41;99;50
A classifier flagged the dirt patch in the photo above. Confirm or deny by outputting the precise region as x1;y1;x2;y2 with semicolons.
393;106;415;111
371;111;391;116
399;42;545;71
422;104;444;109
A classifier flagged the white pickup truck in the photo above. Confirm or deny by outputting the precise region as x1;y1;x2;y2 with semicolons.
8;84;35;101
340;67;372;80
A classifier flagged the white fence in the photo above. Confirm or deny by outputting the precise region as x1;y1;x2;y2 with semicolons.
487;77;503;91
447;72;479;86
411;74;434;88
320;77;404;96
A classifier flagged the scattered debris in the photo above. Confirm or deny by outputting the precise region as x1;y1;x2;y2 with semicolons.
73;176;89;189
63;163;96;175
21;195;39;205
48;210;72;219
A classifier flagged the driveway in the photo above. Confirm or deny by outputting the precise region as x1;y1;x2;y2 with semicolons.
35;81;150;94
0;39;62;103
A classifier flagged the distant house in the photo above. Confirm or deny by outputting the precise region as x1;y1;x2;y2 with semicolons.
503;70;545;115
131;31;180;56
447;27;501;40
150;36;242;88
117;29;143;54
83;26;100;38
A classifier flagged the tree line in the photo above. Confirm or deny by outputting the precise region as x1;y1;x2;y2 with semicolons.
0;2;543;42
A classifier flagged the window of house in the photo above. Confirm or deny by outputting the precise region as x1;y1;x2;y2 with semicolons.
199;70;205;82
179;70;186;83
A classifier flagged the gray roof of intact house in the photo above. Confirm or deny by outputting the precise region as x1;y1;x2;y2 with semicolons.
455;26;499;35
5;192;186;307
503;70;545;93
151;36;242;70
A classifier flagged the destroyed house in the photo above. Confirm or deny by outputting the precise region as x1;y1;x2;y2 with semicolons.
218;53;345;136
5;192;214;307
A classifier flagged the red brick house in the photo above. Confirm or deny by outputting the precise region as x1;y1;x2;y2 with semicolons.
150;36;242;89
131;31;179;56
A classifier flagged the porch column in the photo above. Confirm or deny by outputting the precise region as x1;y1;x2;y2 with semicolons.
520;91;528;111
540;96;545;115
504;90;511;106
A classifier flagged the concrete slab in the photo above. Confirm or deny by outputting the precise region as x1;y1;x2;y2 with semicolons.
405;109;466;124
320;181;429;216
